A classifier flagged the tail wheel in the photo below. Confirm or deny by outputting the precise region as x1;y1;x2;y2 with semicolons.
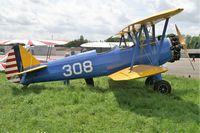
21;85;29;90
145;76;154;86
154;80;171;94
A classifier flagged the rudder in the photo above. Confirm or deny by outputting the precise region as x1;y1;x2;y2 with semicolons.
5;45;41;83
5;49;21;83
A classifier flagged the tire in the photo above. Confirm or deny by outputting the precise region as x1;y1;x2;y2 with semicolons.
154;80;171;94
145;76;154;86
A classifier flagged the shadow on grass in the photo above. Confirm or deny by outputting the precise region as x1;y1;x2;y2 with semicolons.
11;82;66;96
11;84;49;96
108;79;199;123
10;78;109;96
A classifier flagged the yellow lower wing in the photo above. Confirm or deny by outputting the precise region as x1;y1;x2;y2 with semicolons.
108;65;168;81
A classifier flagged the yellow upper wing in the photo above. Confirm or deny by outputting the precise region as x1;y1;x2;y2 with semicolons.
108;65;168;81
117;8;183;35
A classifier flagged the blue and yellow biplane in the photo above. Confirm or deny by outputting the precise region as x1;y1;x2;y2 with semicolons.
4;8;192;94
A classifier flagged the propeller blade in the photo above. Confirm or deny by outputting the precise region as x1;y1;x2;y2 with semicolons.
175;24;187;49
175;24;195;70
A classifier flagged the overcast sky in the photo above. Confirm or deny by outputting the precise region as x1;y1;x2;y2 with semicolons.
0;0;199;41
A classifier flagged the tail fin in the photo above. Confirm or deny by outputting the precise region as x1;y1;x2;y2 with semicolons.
13;45;41;70
5;45;41;83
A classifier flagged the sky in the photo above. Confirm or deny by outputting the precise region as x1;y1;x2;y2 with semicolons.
0;0;199;41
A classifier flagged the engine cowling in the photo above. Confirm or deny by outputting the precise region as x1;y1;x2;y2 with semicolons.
168;34;182;62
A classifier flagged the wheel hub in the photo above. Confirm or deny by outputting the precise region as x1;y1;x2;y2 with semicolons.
153;80;171;94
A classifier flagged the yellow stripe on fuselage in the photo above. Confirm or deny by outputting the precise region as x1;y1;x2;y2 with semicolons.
17;65;47;75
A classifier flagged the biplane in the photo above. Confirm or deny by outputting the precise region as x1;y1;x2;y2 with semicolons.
4;8;193;94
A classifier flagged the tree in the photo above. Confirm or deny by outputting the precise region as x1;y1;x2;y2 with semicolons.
66;35;88;47
187;35;200;49
168;34;200;49
105;37;121;42
105;37;130;42
185;35;191;47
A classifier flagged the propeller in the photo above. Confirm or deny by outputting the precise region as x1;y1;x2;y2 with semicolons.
175;24;195;70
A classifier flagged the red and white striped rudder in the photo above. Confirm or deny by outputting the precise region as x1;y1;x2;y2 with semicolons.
5;50;21;83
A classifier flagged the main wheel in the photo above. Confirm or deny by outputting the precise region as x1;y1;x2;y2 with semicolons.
145;76;154;86
154;80;171;94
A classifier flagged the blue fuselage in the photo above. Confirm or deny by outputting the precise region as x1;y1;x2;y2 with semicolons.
22;38;172;85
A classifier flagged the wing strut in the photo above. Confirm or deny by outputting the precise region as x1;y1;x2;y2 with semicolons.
152;24;156;42
127;32;136;45
151;24;157;63
46;44;53;61
143;25;153;58
158;18;169;60
130;27;142;70
119;34;127;47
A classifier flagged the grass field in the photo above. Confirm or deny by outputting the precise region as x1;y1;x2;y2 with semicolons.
0;72;199;133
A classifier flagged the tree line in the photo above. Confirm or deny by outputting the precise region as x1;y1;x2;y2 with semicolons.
65;35;88;47
65;34;199;49
185;35;200;49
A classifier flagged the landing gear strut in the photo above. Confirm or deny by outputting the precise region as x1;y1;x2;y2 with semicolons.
85;78;94;86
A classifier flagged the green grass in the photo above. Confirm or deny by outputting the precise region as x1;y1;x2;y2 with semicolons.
0;72;199;133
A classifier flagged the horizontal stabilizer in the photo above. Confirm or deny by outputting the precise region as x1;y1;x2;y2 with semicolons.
17;65;47;75
108;65;167;81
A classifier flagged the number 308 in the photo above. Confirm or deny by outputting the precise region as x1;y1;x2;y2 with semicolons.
63;60;93;77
